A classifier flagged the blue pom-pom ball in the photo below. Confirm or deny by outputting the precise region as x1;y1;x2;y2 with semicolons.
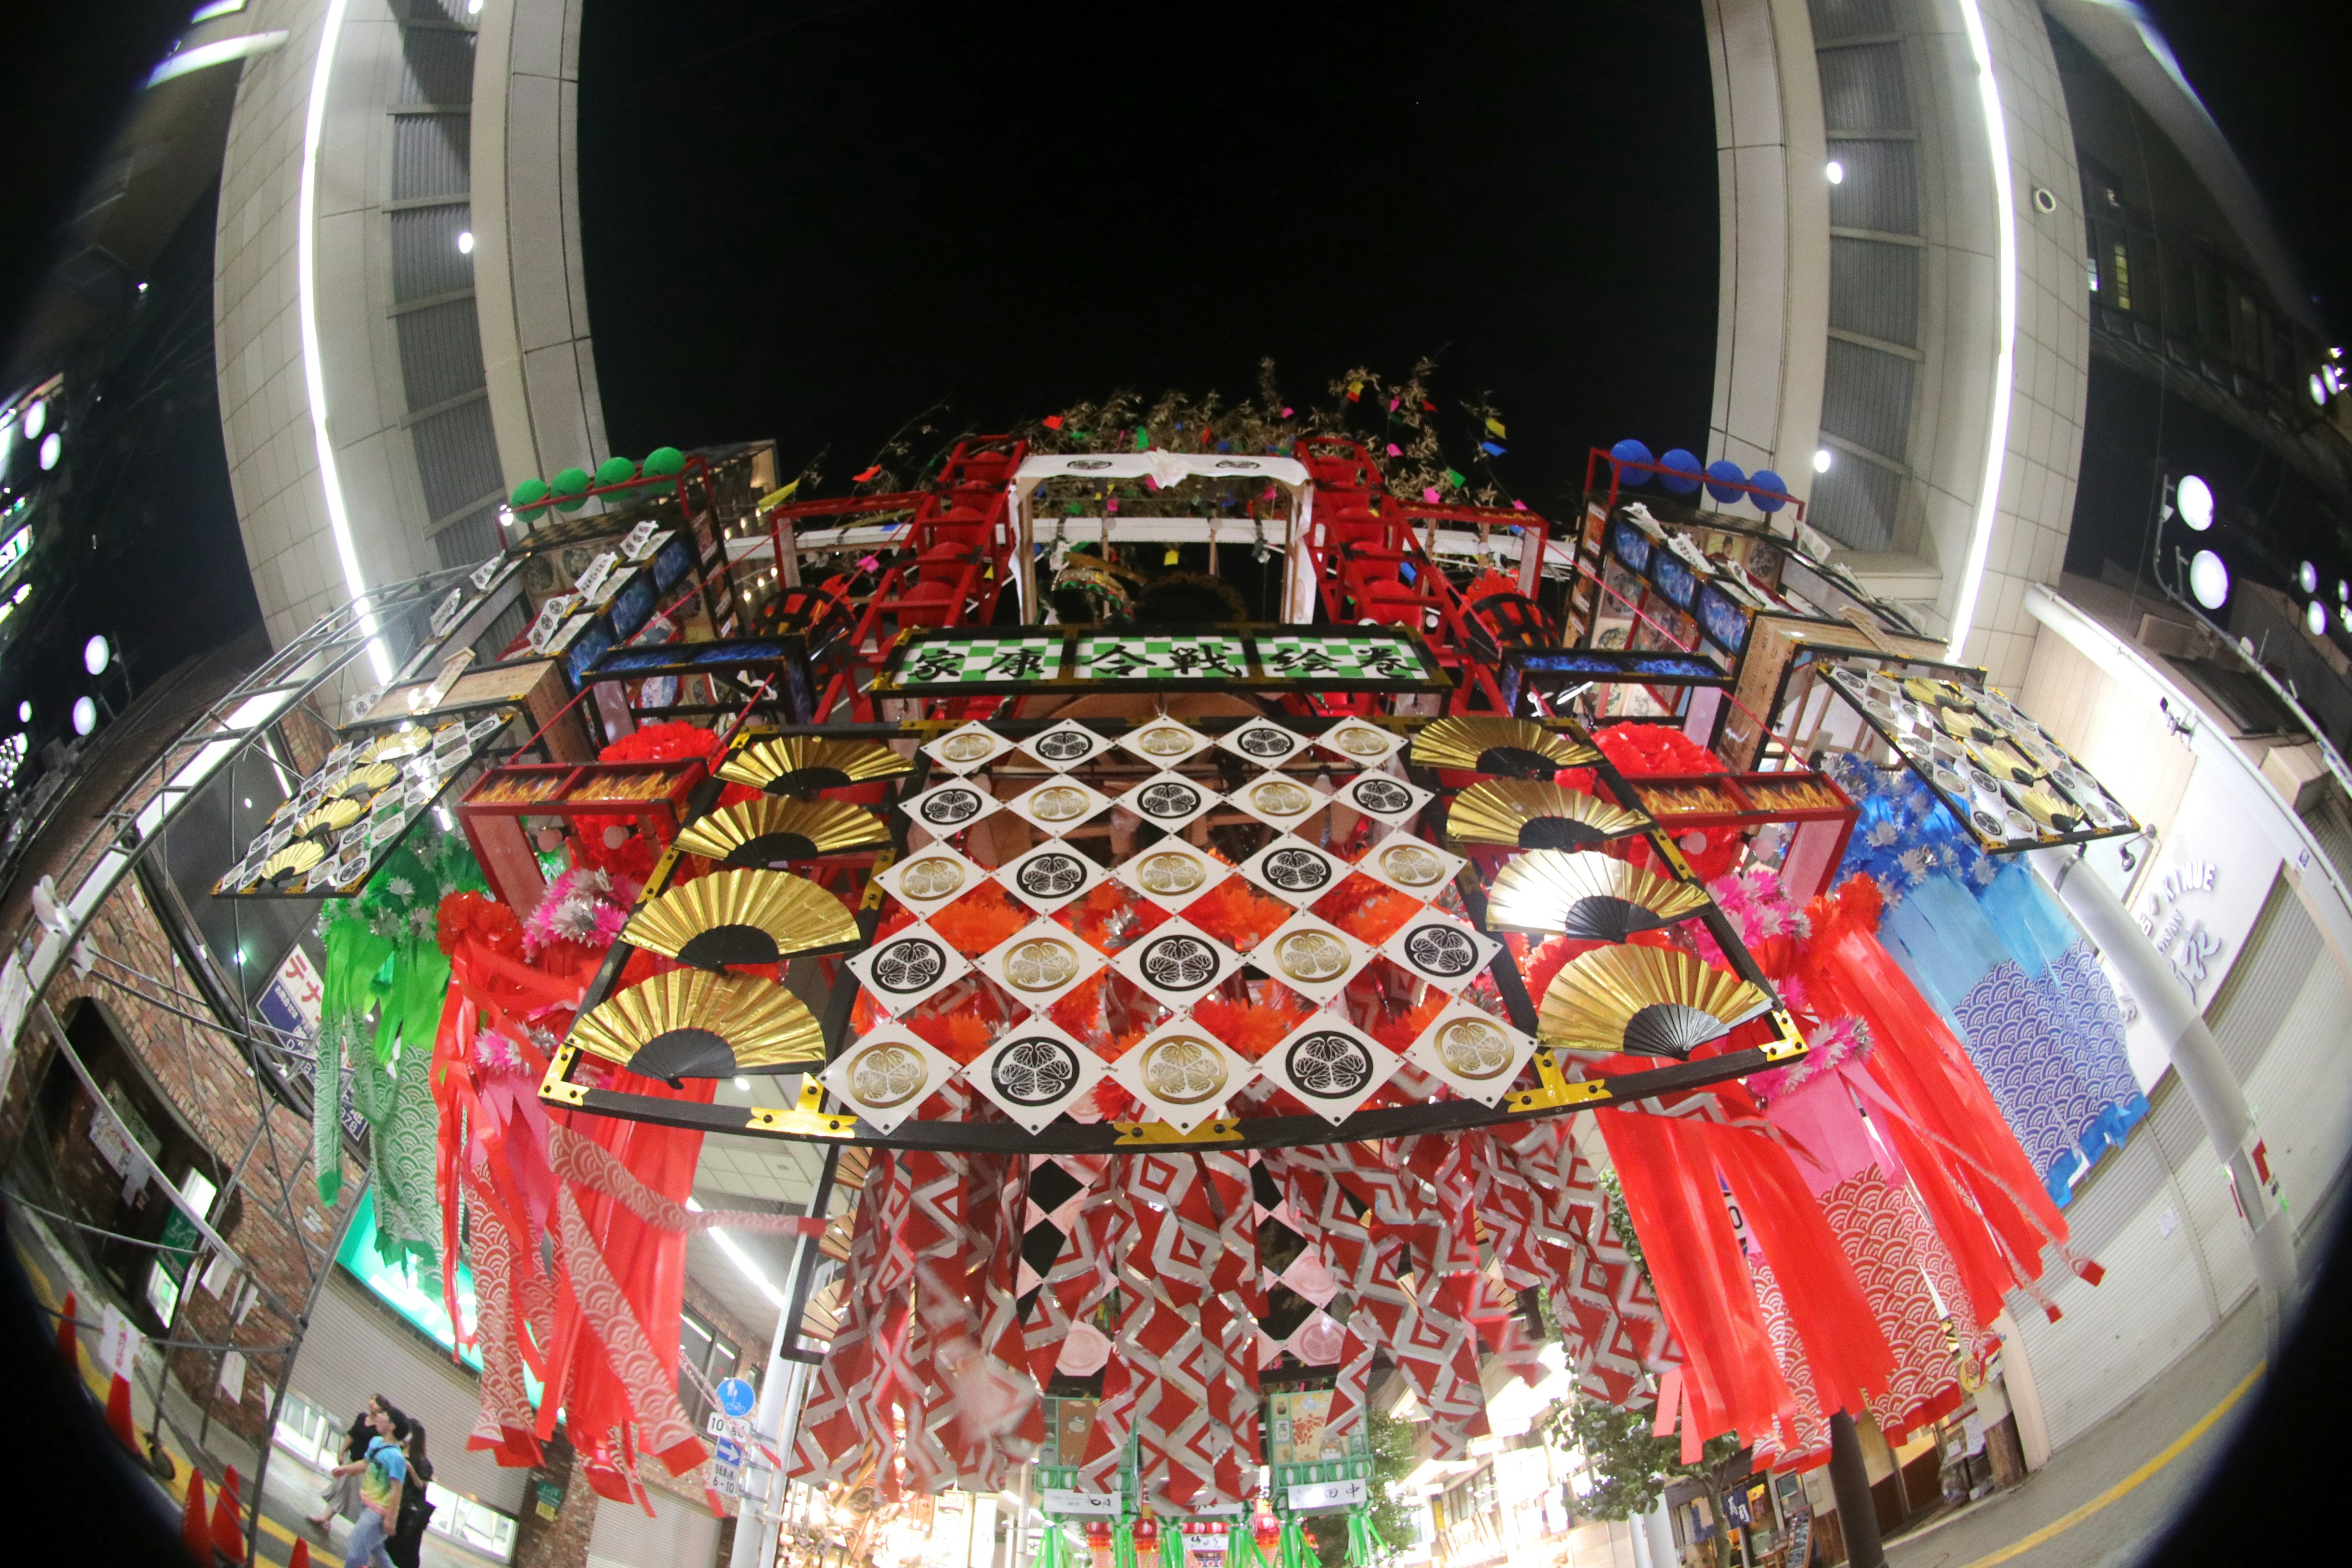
1748;469;1790;513
1703;459;1747;503
1608;439;1655;487
1659;448;1703;496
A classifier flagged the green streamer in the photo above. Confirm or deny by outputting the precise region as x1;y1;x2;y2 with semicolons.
1035;1521;1070;1568
1226;1526;1270;1568
1344;1512;1387;1568
1158;1525;1186;1568
1112;1522;1138;1568
1278;1520;1313;1568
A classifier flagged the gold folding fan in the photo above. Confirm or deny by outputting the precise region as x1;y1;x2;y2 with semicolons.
719;736;912;797
674;799;890;868
620;868;861;970
334;761;400;798
260;841;325;884
1485;850;1711;940
1446;780;1649;851
1538;946;1771;1060
1409;717;1600;777
300;797;366;837
570;968;822;1086
2015;786;2081;834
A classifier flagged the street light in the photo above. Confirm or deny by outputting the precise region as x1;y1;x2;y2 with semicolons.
2188;549;2230;611
2175;474;2214;530
84;635;111;676
71;696;97;736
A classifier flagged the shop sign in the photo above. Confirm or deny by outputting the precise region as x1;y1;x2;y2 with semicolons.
533;1480;562;1520
2111;765;2282;1086
1042;1490;1121;1517
1287;1479;1368;1510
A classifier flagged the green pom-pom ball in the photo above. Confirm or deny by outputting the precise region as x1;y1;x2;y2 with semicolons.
510;477;551;517
641;446;685;478
551;466;592;512
594;456;636;488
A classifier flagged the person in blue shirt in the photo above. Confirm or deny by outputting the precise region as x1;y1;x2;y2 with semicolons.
329;1401;409;1568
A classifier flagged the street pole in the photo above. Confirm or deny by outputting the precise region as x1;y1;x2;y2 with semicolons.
2035;849;2298;1348
1826;1413;1884;1568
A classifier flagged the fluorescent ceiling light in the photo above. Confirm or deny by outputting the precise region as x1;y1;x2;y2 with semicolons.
1942;0;2018;663
687;1197;790;1311
190;0;249;20
146;29;287;88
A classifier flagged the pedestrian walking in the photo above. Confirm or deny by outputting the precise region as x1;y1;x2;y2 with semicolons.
307;1397;392;1534
328;1400;409;1568
385;1420;436;1568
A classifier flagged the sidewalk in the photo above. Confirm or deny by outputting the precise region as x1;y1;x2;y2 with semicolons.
1882;1293;2266;1568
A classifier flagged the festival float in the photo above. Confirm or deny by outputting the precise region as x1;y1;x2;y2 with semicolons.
217;390;2152;1565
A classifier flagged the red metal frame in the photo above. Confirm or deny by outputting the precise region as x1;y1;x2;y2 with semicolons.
1290;435;1551;717
752;436;1030;719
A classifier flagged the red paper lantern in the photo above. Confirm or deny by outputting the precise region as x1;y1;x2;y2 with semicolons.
1134;1517;1161;1556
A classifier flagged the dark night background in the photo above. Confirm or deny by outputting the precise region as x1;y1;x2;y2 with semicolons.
576;0;1722;516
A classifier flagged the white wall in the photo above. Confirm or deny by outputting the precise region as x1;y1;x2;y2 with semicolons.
473;0;609;488
1703;0;1830;504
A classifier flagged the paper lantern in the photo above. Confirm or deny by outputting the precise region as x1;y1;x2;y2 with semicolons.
1703;459;1747;503
510;477;552;518
1659;448;1702;496
594;456;636;488
551;466;592;512
643;445;686;478
1748;469;1790;513
1608;439;1654;485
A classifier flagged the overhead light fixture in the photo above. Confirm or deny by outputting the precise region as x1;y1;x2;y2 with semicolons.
84;635;111;676
2188;549;2230;611
72;696;98;736
1943;0;2018;662
2313;374;2331;407
1812;448;1834;473
686;1197;790;1311
297;0;391;682
2340;603;2351;636
456;230;474;255
1825;159;1845;184
21;401;45;440
2299;561;2320;594
38;433;61;470
2176;474;2214;530
15;701;28;723
2307;600;2329;636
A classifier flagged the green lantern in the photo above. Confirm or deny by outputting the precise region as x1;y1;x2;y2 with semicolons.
551;466;592;512
641;445;685;478
510;476;552;519
594;455;636;488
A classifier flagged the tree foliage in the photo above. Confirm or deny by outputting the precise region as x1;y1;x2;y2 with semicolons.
1306;1407;1422;1568
1544;1397;1747;1566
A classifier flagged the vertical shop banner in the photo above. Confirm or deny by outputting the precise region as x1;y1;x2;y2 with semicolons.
2107;764;2282;1090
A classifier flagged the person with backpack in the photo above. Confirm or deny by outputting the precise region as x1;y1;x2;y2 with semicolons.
385;1420;437;1568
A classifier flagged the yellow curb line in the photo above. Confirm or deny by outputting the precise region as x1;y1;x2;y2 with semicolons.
1951;1362;2265;1568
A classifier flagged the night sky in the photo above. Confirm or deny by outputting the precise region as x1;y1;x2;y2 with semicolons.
577;1;1721;518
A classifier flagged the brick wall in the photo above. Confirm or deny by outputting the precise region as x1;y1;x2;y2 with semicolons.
1;872;362;1451
512;1429;598;1568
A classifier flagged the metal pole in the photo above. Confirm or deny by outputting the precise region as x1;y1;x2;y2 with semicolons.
1825;1412;1884;1568
2037;848;2298;1348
